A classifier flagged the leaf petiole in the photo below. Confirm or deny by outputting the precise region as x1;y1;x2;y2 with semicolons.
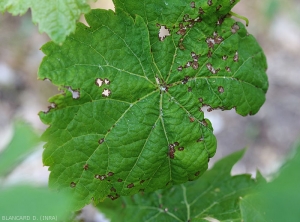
229;11;249;26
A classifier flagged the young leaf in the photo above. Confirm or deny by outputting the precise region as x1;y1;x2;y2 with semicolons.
0;121;39;177
38;0;268;210
97;149;264;221
0;0;91;43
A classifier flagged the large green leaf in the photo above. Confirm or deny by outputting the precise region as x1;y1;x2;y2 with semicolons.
0;0;91;43
0;121;39;177
97;149;265;221
240;143;300;222
38;0;268;210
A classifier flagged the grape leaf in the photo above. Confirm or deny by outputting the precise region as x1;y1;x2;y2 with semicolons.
0;121;39;177
97;149;265;221
0;0;91;43
38;0;268;210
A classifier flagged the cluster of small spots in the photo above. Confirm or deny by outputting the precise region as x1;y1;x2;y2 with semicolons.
95;78;111;97
206;32;223;48
231;23;240;34
157;24;171;41
176;14;202;36
70;182;76;188
127;183;134;189
206;63;220;74
83;164;89;170
233;51;239;62
95;174;107;181
218;86;224;93
98;138;104;144
95;78;110;87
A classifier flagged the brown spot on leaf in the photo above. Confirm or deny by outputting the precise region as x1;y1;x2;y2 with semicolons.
190;1;195;8
233;51;239;62
178;147;184;151
207;0;212;6
98;138;104;144
199;7;205;14
195;171;200;176
70;182;76;188
117;178;123;182
231;23;240;33
127;183;134;188
218;86;224;93
107;172;114;177
216;5;222;11
83;164;89;170
110;187;116;192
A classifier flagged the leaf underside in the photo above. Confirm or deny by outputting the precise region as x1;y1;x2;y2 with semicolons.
38;0;268;210
97;149;264;222
0;0;91;43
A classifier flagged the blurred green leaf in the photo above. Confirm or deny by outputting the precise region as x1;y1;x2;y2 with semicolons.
0;0;91;43
0;121;39;177
97;149;264;221
241;143;300;222
0;185;72;220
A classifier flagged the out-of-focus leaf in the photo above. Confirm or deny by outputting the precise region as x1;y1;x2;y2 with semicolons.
241;143;300;222
97;149;264;221
0;0;91;43
0;121;39;177
0;185;72;220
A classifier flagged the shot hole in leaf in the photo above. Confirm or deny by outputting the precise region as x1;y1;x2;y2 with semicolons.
158;25;171;41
